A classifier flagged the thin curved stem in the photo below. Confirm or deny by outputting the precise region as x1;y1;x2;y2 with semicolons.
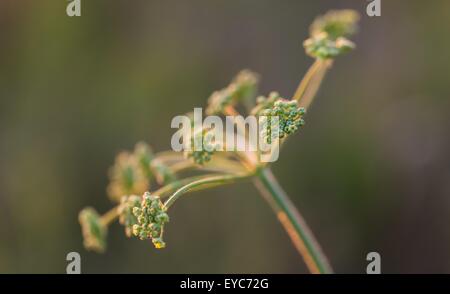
254;168;332;274
164;173;251;208
153;175;214;197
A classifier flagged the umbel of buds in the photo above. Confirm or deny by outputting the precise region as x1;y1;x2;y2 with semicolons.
304;9;359;60
304;32;355;60
132;192;169;249
184;128;221;165
309;9;359;39
206;69;259;115
251;92;281;115
259;98;306;144
107;152;149;202
79;208;107;253
107;142;175;202
134;142;154;178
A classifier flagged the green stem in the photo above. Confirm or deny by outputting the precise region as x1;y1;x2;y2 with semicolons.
154;175;214;197
100;207;119;227
164;173;251;208
254;168;333;274
296;59;333;109
292;59;323;102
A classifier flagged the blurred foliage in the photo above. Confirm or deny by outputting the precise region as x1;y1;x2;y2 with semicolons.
0;0;450;273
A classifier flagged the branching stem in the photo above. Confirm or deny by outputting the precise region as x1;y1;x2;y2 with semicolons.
254;167;332;274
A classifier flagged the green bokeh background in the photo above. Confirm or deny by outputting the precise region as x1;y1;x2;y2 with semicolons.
1;0;449;273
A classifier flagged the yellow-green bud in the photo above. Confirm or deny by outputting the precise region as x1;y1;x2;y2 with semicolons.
206;69;259;115
310;9;360;40
304;32;355;60
132;192;169;249
107;152;149;202
79;207;107;253
259;98;306;144
118;195;142;237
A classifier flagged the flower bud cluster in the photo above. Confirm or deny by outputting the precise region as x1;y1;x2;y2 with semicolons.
132;192;169;249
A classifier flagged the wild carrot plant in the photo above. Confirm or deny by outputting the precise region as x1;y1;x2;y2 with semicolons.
79;9;360;274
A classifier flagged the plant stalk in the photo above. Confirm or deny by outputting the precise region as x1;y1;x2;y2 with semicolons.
254;167;332;274
164;173;251;208
292;59;333;110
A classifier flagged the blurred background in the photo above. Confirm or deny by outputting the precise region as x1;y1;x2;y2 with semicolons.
0;0;449;273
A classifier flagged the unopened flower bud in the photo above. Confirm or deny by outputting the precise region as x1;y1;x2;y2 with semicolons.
79;207;107;253
132;192;169;249
259;98;306;144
